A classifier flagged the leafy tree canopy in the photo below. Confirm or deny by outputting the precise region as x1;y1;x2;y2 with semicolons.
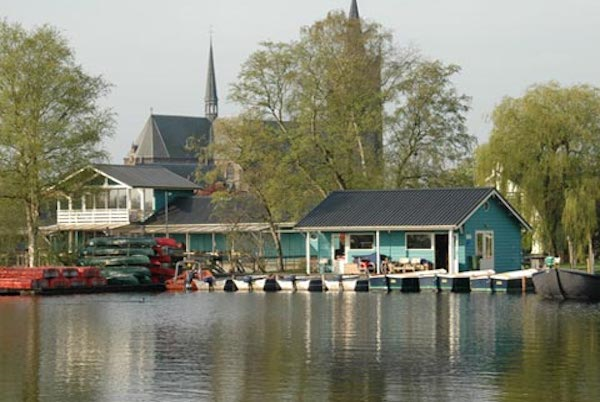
0;21;114;266
475;82;600;260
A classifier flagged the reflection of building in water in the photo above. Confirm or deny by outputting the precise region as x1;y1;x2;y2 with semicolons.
37;303;157;400
448;293;461;362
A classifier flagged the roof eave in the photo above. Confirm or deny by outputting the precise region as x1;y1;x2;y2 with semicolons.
456;189;533;231
294;225;457;232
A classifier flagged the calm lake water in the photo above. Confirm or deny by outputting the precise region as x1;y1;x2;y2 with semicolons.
1;291;599;402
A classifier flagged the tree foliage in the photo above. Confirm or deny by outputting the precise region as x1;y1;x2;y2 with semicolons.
229;12;473;194
0;21;114;266
475;82;600;262
387;61;474;187
195;11;474;269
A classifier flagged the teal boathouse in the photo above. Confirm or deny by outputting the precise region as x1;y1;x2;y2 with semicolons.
295;188;531;275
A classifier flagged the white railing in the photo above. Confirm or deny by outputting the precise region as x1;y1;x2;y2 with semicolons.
57;209;131;225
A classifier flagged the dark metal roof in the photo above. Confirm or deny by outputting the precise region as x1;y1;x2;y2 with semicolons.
296;188;502;229
153;163;198;182
93;164;199;190
144;196;267;226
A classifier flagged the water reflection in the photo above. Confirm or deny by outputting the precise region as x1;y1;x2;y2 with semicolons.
1;293;599;401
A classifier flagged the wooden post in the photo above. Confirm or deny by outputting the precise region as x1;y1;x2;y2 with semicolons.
376;230;381;274
305;232;311;274
448;229;455;274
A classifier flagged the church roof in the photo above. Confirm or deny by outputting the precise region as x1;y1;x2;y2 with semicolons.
131;114;211;161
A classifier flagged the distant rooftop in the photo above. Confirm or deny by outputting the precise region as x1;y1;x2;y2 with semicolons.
94;164;200;190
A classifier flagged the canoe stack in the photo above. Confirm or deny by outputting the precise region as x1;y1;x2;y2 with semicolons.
78;237;185;285
150;237;185;282
0;266;106;292
78;237;156;285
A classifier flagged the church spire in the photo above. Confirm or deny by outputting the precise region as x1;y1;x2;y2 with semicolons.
349;0;360;20
205;39;218;122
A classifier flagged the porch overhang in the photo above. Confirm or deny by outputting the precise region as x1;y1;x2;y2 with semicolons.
40;223;131;233
294;225;457;232
141;223;271;234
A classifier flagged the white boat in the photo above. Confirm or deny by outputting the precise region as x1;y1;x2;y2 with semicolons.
192;278;211;291
491;268;538;292
438;269;495;292
232;277;251;291
341;275;359;291
211;277;229;291
275;276;295;291
416;268;447;277
251;276;267;291
490;268;538;280
295;276;313;291
323;276;342;291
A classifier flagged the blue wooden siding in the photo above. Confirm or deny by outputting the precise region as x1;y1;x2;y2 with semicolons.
317;233;332;261
280;233;306;258
462;197;522;273
262;232;307;258
189;234;214;252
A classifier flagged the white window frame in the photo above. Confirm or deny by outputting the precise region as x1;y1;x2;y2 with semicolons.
475;231;494;259
405;233;434;250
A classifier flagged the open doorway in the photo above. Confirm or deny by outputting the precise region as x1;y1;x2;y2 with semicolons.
435;234;449;270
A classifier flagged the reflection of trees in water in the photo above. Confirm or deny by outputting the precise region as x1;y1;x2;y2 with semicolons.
2;293;600;401
498;299;600;402
0;298;39;401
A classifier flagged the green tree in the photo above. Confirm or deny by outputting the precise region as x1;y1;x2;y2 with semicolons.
230;12;398;195
228;11;473;192
194;11;474;272
475;82;600;260
0;21;113;267
387;61;474;187
210;117;314;271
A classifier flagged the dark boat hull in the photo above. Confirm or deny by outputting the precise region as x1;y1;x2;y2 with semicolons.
387;276;419;292
492;277;534;293
438;276;470;292
418;275;439;291
533;269;600;301
470;277;492;292
368;276;389;291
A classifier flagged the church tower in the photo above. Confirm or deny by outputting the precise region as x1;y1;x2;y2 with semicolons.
346;0;383;157
205;40;218;123
349;0;360;20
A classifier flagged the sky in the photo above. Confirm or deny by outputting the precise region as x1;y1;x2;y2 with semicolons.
3;0;600;162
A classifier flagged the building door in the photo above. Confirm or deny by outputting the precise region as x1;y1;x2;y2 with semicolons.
435;234;449;270
476;231;494;270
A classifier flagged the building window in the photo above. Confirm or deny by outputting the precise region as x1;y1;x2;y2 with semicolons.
144;189;154;211
131;190;141;210
107;189;127;209
406;233;433;250
71;196;82;210
96;191;108;209
349;234;374;249
84;193;94;209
